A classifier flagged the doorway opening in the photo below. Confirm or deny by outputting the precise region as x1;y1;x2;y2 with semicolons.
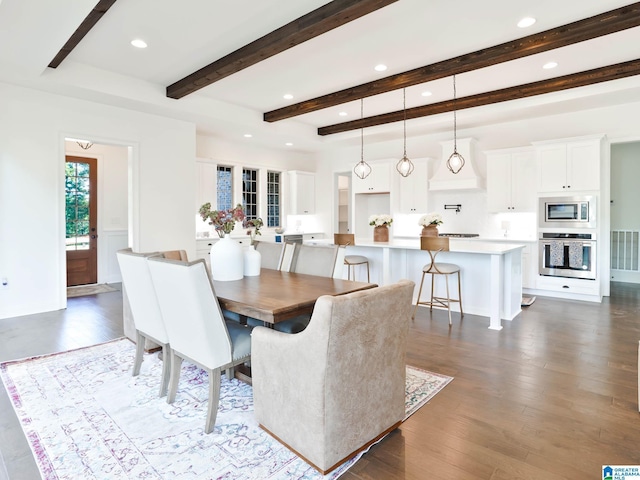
335;172;351;234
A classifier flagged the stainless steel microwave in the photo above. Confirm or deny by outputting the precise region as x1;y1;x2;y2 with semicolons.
539;196;596;229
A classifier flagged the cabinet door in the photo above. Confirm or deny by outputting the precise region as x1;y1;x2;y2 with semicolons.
510;151;536;211
537;145;567;192
486;153;512;212
290;172;315;214
353;163;390;193
567;140;600;191
398;161;428;213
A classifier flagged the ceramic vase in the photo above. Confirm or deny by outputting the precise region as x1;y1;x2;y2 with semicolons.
421;225;439;237
373;225;389;242
243;245;261;276
209;235;244;281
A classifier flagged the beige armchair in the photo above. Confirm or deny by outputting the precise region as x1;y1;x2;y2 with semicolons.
251;279;415;474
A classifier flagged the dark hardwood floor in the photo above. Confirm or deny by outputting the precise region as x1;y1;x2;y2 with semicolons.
1;282;639;479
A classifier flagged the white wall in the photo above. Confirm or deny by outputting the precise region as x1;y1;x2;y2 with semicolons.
0;82;195;319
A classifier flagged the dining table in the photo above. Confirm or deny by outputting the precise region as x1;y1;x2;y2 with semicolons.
212;267;377;325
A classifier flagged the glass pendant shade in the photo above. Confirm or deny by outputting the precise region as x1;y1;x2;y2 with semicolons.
396;155;414;177
446;150;465;174
448;74;465;175
354;159;372;179
353;98;372;179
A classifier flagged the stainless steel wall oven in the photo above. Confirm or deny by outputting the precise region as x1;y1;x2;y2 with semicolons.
539;232;596;280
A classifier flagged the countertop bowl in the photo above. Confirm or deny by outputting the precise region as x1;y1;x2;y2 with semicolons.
275;227;285;234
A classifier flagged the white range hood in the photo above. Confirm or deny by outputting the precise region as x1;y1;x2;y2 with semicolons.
429;137;485;191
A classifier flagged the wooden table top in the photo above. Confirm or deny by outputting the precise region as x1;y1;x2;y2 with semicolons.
212;268;376;324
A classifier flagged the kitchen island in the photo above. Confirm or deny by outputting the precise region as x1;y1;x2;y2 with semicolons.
334;238;525;331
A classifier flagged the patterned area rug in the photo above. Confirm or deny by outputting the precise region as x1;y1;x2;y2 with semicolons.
0;339;452;480
66;284;118;298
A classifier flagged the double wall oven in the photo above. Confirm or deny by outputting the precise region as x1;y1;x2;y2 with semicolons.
538;195;597;280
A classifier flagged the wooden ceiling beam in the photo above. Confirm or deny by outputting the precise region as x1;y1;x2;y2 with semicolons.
48;0;118;69
317;59;640;135
166;0;399;99
266;2;640;122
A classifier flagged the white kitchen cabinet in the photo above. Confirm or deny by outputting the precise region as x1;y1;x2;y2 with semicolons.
352;162;391;194
288;171;315;214
398;159;428;214
196;160;217;210
486;148;535;212
536;138;601;193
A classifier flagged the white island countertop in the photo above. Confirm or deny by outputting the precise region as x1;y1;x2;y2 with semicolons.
353;238;525;255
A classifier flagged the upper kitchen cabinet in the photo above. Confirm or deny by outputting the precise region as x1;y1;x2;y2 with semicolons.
196;159;217;210
398;158;428;214
288;170;315;214
352;162;391;194
535;136;603;193
486;148;535;212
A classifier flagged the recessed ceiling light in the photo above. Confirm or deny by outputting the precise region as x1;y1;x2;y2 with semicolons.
285;142;293;146
543;61;558;69
283;94;293;100
130;39;148;49
243;134;253;138
338;111;348;116
517;17;536;28
421;91;432;97
374;64;387;72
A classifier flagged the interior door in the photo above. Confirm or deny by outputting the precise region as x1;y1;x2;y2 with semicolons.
66;156;98;286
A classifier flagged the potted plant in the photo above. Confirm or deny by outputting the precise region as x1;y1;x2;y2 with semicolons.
198;203;246;281
369;214;393;242
418;213;443;237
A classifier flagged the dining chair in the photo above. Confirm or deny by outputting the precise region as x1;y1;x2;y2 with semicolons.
279;242;297;272
413;236;463;325
333;233;370;282
252;279;415;474
253;240;284;270
116;248;171;397
146;257;252;434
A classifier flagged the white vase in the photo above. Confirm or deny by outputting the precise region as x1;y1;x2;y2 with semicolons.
209;235;244;281
243;245;262;276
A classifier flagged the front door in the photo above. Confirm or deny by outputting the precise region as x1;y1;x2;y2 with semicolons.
65;156;98;286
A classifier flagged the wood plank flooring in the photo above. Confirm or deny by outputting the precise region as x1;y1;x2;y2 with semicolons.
1;282;639;479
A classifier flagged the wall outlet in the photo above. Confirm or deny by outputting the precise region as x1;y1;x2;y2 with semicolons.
1;277;9;290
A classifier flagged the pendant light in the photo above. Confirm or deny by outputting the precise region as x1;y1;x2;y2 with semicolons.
446;74;465;174
396;88;414;177
353;98;372;180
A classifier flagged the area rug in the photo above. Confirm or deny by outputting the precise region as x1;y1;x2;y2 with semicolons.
67;284;118;298
0;339;453;480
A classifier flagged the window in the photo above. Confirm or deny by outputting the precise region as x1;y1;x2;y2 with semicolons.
242;168;258;220
267;171;281;227
216;166;233;210
65;161;91;250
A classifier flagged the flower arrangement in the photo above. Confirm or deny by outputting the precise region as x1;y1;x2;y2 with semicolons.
418;213;443;227
244;217;263;244
199;203;246;238
368;214;393;227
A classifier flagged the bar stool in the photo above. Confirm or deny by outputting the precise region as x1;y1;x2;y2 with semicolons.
413;236;463;325
333;233;370;282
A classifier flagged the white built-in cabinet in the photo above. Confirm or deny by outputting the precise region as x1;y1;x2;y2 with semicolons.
486;148;536;212
535;137;601;193
352;162;391;193
398;159;429;214
288;171;315;214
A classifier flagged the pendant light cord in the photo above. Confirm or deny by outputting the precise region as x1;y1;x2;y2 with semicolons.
403;88;407;156
360;98;364;161
453;74;458;153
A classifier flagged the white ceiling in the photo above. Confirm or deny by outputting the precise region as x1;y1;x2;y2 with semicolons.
1;0;639;153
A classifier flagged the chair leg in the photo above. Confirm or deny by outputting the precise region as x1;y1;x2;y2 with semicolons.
205;368;222;434
445;274;452;325
167;351;183;404
225;366;234;380
412;272;427;320
457;271;464;317
132;331;145;376
430;273;435;312
366;261;370;283
158;344;171;397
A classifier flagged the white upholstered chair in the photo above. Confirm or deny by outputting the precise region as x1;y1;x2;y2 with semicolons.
147;257;252;434
253;240;285;270
413;237;463;325
252;280;415;474
333;233;370;282
279;242;297;272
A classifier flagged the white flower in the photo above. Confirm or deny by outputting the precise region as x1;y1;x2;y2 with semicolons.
369;214;393;226
418;213;443;227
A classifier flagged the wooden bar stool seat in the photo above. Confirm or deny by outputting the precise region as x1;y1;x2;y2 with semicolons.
413;236;463;325
334;233;370;282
